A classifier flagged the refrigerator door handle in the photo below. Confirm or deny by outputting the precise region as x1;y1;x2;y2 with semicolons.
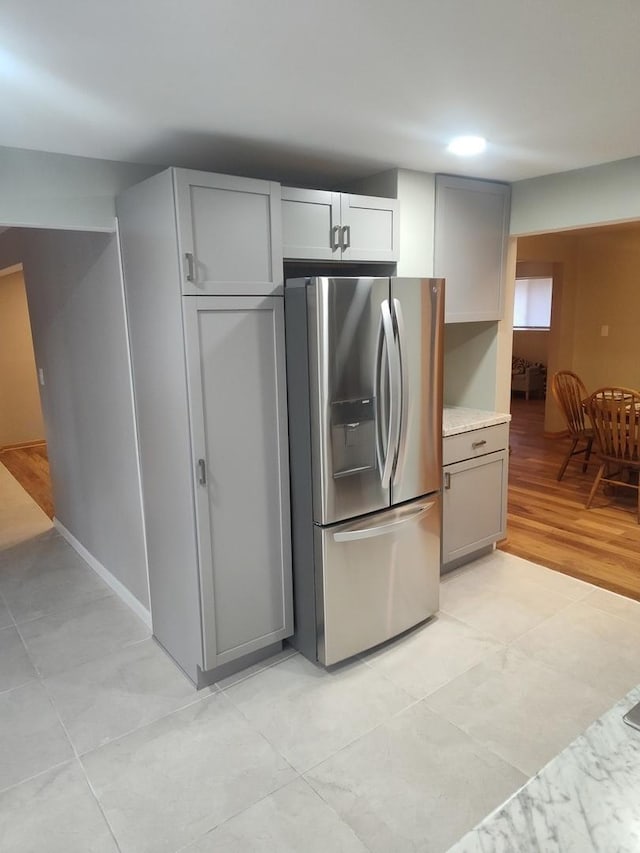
377;299;400;489
392;297;409;486
333;501;435;542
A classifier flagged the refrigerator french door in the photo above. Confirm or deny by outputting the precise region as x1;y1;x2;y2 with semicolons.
286;277;444;665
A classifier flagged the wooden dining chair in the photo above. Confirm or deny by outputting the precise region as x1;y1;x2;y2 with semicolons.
586;386;640;522
550;370;594;480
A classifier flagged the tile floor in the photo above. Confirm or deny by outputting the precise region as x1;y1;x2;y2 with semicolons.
1;461;640;852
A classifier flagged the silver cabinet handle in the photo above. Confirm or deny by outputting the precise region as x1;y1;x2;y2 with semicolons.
185;252;196;283
444;471;451;490
472;439;487;449
330;225;341;252
197;458;207;485
392;297;409;487
341;224;351;249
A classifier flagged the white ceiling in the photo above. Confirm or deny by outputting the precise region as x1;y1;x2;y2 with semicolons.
2;0;640;186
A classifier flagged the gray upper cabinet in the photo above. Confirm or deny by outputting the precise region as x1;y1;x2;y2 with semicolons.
281;188;341;260
175;169;283;295
434;175;510;323
281;187;399;262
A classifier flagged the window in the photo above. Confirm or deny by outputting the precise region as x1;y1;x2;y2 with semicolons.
513;277;553;329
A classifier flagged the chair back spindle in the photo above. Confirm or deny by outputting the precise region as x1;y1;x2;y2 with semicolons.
551;371;590;435
550;370;594;480
586;386;640;522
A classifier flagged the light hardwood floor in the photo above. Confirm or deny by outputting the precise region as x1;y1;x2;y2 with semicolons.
0;442;54;519
499;396;640;601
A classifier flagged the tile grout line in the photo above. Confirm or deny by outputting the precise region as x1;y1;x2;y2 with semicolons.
420;696;532;779
8;588;121;629
49;694;124;853
71;685;220;761
213;646;299;691
170;690;305;853
1;593;124;850
218;653;421;778
0;757;75;798
297;774;377;853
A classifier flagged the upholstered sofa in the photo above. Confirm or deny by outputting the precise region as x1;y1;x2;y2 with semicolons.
511;356;547;399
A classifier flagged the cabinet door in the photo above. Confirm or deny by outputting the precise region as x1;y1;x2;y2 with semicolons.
174;169;283;296
442;449;508;565
183;296;293;670
281;187;341;260
434;175;510;323
340;193;399;262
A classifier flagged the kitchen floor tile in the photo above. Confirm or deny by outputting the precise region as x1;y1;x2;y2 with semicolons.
45;638;201;754
0;527;68;573
0;593;12;629
183;777;368;852
513;599;640;698
0;508;52;552
425;647;615;776
0;626;37;693
440;560;575;643
214;645;298;690
451;550;594;602
20;595;150;678
582;586;640;624
305;700;526;853
83;691;296;853
223;653;413;773
0;536;113;623
362;612;504;699
0;680;73;791
0;760;118;853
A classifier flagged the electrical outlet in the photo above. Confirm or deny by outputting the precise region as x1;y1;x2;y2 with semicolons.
601;325;609;337
38;367;45;386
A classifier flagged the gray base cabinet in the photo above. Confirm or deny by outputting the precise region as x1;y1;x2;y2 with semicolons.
442;424;509;568
434;175;510;323
281;187;399;262
117;167;292;685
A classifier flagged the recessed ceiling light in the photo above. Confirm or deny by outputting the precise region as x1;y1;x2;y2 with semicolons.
447;136;487;156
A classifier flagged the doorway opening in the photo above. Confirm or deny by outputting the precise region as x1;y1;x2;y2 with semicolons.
0;262;52;518
500;222;640;601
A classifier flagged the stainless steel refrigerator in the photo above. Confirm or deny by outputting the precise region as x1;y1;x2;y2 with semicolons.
285;276;444;665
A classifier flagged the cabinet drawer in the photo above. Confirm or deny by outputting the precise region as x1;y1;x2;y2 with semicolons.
443;422;509;466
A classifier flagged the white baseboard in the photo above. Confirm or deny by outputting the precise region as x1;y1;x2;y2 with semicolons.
53;517;152;629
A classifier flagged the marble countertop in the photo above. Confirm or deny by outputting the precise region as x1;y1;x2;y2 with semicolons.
443;406;511;437
448;684;640;852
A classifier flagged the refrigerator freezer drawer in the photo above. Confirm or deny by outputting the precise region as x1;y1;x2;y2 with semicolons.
314;495;441;665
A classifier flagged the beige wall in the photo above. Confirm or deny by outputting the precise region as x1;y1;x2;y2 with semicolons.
0;269;45;447
512;330;549;365
516;224;640;431
572;229;640;390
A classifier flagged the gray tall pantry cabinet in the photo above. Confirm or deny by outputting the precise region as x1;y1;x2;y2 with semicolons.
117;168;293;686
